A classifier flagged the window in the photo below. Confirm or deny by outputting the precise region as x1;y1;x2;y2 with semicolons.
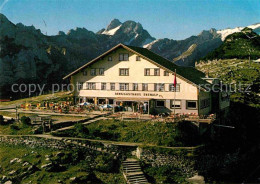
101;83;106;90
108;99;114;105
136;56;141;61
120;83;129;91
110;83;115;91
156;100;165;107
86;83;96;90
142;83;148;91
169;84;180;92
133;83;138;91
91;69;96;76
98;98;106;105
144;69;150;76
99;68;104;75
170;100;181;109
186;100;197;109
119;68;129;76
83;70;87;76
108;56;112;61
154;68;160;76
154;83;165;91
119;53;129;61
164;71;169;76
78;82;83;90
200;99;210;109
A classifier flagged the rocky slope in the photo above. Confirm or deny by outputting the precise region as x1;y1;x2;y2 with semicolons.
0;13;260;98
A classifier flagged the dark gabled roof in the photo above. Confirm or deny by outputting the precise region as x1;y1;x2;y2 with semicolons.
63;43;210;89
125;45;209;87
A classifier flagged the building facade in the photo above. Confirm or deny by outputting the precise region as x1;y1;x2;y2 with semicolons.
64;44;229;115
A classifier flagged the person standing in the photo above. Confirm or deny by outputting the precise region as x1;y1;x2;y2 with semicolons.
140;103;143;114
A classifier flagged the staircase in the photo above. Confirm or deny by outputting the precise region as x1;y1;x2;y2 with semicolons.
122;158;149;184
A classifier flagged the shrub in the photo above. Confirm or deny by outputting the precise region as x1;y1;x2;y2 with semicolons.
21;116;31;125
74;123;89;138
0;115;4;125
95;154;115;172
10;124;20;130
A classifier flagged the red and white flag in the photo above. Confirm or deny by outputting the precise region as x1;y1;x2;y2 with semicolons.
174;69;177;89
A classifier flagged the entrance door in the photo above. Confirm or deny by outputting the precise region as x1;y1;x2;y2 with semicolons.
124;101;133;112
143;102;149;114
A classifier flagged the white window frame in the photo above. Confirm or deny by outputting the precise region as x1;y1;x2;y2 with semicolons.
154;68;160;76
119;53;129;61
133;83;138;91
101;83;106;90
119;83;129;91
108;56;112;61
142;83;148;91
119;68;129;76
164;71;169;76
154;83;165;91
186;100;197;109
78;82;83;90
144;69;150;76
110;83;115;91
99;68;104;75
136;56;141;61
86;83;96;90
90;69;96;76
170;100;181;109
83;70;87;76
169;84;180;92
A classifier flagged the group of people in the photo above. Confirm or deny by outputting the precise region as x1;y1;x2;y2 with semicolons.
136;102;148;114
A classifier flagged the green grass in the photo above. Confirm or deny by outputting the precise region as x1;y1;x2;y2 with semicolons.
196;59;260;107
0;111;87;123
0;123;34;135
0;91;71;106
52;119;201;147
0;143;125;184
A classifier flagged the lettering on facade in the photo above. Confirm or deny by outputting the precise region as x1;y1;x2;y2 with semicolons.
114;92;159;97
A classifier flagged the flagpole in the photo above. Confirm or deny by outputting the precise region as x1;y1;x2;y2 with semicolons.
173;69;176;121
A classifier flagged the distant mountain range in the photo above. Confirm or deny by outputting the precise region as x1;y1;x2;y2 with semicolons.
201;27;260;61
0;13;259;98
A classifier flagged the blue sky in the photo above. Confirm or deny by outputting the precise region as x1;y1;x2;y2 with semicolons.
1;0;260;40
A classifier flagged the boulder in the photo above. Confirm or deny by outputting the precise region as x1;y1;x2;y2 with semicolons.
10;158;19;164
4;181;12;184
8;170;17;176
187;175;205;184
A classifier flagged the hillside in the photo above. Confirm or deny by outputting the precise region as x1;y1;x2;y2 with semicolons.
201;28;260;60
1;13;260;99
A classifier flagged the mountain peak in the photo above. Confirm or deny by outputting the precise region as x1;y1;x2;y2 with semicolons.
106;19;122;31
0;13;10;23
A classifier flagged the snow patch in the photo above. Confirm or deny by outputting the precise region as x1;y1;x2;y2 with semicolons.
248;23;260;30
143;39;159;48
217;27;244;41
217;23;260;41
102;25;121;36
141;38;154;47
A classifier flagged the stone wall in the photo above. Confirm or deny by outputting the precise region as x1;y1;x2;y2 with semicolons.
136;147;197;176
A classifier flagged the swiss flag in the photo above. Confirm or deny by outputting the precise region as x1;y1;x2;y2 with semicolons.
174;70;177;89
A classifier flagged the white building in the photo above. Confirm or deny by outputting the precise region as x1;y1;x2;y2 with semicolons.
64;44;229;115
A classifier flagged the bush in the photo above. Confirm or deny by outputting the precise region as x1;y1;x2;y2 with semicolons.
0;115;4;125
21;116;31;125
74;123;89;138
95;154;115;172
10;124;20;130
